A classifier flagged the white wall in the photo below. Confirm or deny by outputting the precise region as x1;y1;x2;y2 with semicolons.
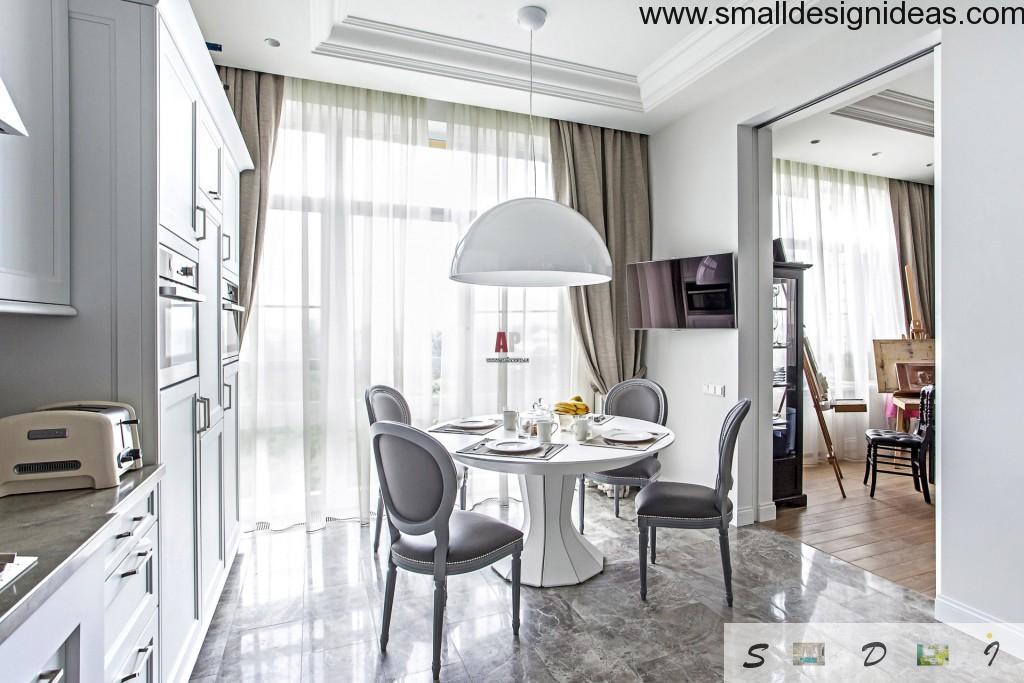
934;31;1024;636
648;16;1024;637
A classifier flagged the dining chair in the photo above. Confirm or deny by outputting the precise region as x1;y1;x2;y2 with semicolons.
365;385;469;553
863;384;935;503
636;398;751;605
578;378;668;534
371;421;523;681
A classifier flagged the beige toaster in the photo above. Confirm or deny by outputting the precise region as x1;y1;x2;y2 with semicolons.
0;401;143;498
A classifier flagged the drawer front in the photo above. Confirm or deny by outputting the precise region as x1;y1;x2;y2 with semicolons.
103;491;156;578
111;607;157;683
104;523;157;670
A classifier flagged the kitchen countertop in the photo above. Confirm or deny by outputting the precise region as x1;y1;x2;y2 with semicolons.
0;464;164;645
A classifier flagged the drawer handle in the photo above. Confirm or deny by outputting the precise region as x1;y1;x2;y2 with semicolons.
120;547;153;579
115;514;153;541
119;644;154;682
115;530;133;540
39;669;64;683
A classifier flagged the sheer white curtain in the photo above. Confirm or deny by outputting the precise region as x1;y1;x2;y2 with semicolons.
239;81;575;530
773;159;905;460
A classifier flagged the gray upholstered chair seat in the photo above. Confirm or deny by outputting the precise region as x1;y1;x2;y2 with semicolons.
392;510;524;572
635;482;732;520
593;455;661;482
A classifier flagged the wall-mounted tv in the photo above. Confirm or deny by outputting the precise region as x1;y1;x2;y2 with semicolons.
626;253;736;329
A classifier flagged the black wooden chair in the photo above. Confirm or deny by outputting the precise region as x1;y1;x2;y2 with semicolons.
635;399;751;605
578;378;668;534
371;421;523;681
864;385;935;504
365;385;468;552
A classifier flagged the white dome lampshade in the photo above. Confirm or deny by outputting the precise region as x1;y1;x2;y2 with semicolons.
450;198;612;287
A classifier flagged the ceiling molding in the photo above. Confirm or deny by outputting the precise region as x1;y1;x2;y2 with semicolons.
832;88;935;137
313;16;643;112
637;0;809;110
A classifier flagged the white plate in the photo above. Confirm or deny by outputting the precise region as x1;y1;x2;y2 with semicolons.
488;439;542;454
450;418;497;429
603;429;656;444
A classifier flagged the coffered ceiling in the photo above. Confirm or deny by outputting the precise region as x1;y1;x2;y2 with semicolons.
189;0;818;132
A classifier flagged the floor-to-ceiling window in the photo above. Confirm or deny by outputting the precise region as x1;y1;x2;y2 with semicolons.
238;80;575;530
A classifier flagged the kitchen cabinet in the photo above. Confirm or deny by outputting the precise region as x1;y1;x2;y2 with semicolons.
159;378;201;681
197;107;223;208
222;155;241;278
158;20;199;247
223;361;241;553
0;0;72;314
198;418;225;614
198;202;225;426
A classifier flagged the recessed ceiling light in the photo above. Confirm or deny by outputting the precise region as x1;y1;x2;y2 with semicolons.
871;152;882;157
810;139;821;145
265;37;281;48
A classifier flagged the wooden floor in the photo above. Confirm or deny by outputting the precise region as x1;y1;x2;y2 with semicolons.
760;461;936;597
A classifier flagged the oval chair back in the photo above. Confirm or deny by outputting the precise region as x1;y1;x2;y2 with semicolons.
365;385;411;425
605;378;668;426
370;421;457;578
714;399;752;513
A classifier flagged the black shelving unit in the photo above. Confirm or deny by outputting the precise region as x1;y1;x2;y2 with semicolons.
772;261;811;507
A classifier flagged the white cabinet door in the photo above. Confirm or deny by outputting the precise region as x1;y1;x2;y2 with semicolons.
197;107;223;209
221;155;240;279
158;377;201;682
198;205;223;426
223;361;240;553
157;20;197;246
198;417;224;613
0;0;71;312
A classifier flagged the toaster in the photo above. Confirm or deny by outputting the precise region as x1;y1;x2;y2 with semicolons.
0;401;143;498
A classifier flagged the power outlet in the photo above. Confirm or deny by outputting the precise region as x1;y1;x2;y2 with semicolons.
703;383;727;397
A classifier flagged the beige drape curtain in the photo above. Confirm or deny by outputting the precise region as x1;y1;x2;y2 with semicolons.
217;66;284;341
888;179;935;336
550;120;651;394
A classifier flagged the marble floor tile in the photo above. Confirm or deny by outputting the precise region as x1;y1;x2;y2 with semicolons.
190;488;1004;682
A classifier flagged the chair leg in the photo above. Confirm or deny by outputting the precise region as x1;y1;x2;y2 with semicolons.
863;442;872;485
459;475;468;510
511;550;521;636
919;450;932;504
380;555;397;652
718;527;733;607
912;454;921;491
431;578;446;681
639;524;649;601
614;485;620;517
650;525;657;564
869;446;879;498
578;476;585;535
373;493;385;554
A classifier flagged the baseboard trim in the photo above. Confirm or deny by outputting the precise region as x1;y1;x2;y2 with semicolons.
757;501;777;522
735;505;755;527
935;592;1024;659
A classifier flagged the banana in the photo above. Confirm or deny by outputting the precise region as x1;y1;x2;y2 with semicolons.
555;399;590;415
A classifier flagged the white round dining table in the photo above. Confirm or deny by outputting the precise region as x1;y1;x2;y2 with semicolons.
430;415;675;588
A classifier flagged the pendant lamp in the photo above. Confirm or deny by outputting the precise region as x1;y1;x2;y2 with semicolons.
449;6;612;287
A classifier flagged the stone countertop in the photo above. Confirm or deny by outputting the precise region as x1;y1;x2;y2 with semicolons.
0;464;164;644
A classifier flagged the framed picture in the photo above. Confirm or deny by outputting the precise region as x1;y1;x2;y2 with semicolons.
896;361;935;393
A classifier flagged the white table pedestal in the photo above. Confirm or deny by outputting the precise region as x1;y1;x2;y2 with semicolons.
492;473;603;587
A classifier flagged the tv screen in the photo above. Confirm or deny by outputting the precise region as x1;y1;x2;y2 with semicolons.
626;253;736;329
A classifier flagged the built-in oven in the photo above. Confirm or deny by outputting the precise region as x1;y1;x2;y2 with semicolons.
221;278;244;361
158;244;204;387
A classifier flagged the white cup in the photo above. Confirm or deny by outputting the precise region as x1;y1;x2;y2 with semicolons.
502;409;519;431
572;415;592;441
537;419;556;443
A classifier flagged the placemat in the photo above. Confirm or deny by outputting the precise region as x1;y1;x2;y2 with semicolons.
456;439;566;461
580;430;671;452
429;422;502;436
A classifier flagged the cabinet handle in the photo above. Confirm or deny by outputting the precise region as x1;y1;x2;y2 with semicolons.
222;233;231;261
223;382;233;411
119;644;154;682
221;302;245;313
38;669;64;683
120;546;154;579
158;285;205;303
196;205;207;241
196;396;211;433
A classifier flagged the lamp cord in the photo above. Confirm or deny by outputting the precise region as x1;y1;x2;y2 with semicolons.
529;29;537;198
